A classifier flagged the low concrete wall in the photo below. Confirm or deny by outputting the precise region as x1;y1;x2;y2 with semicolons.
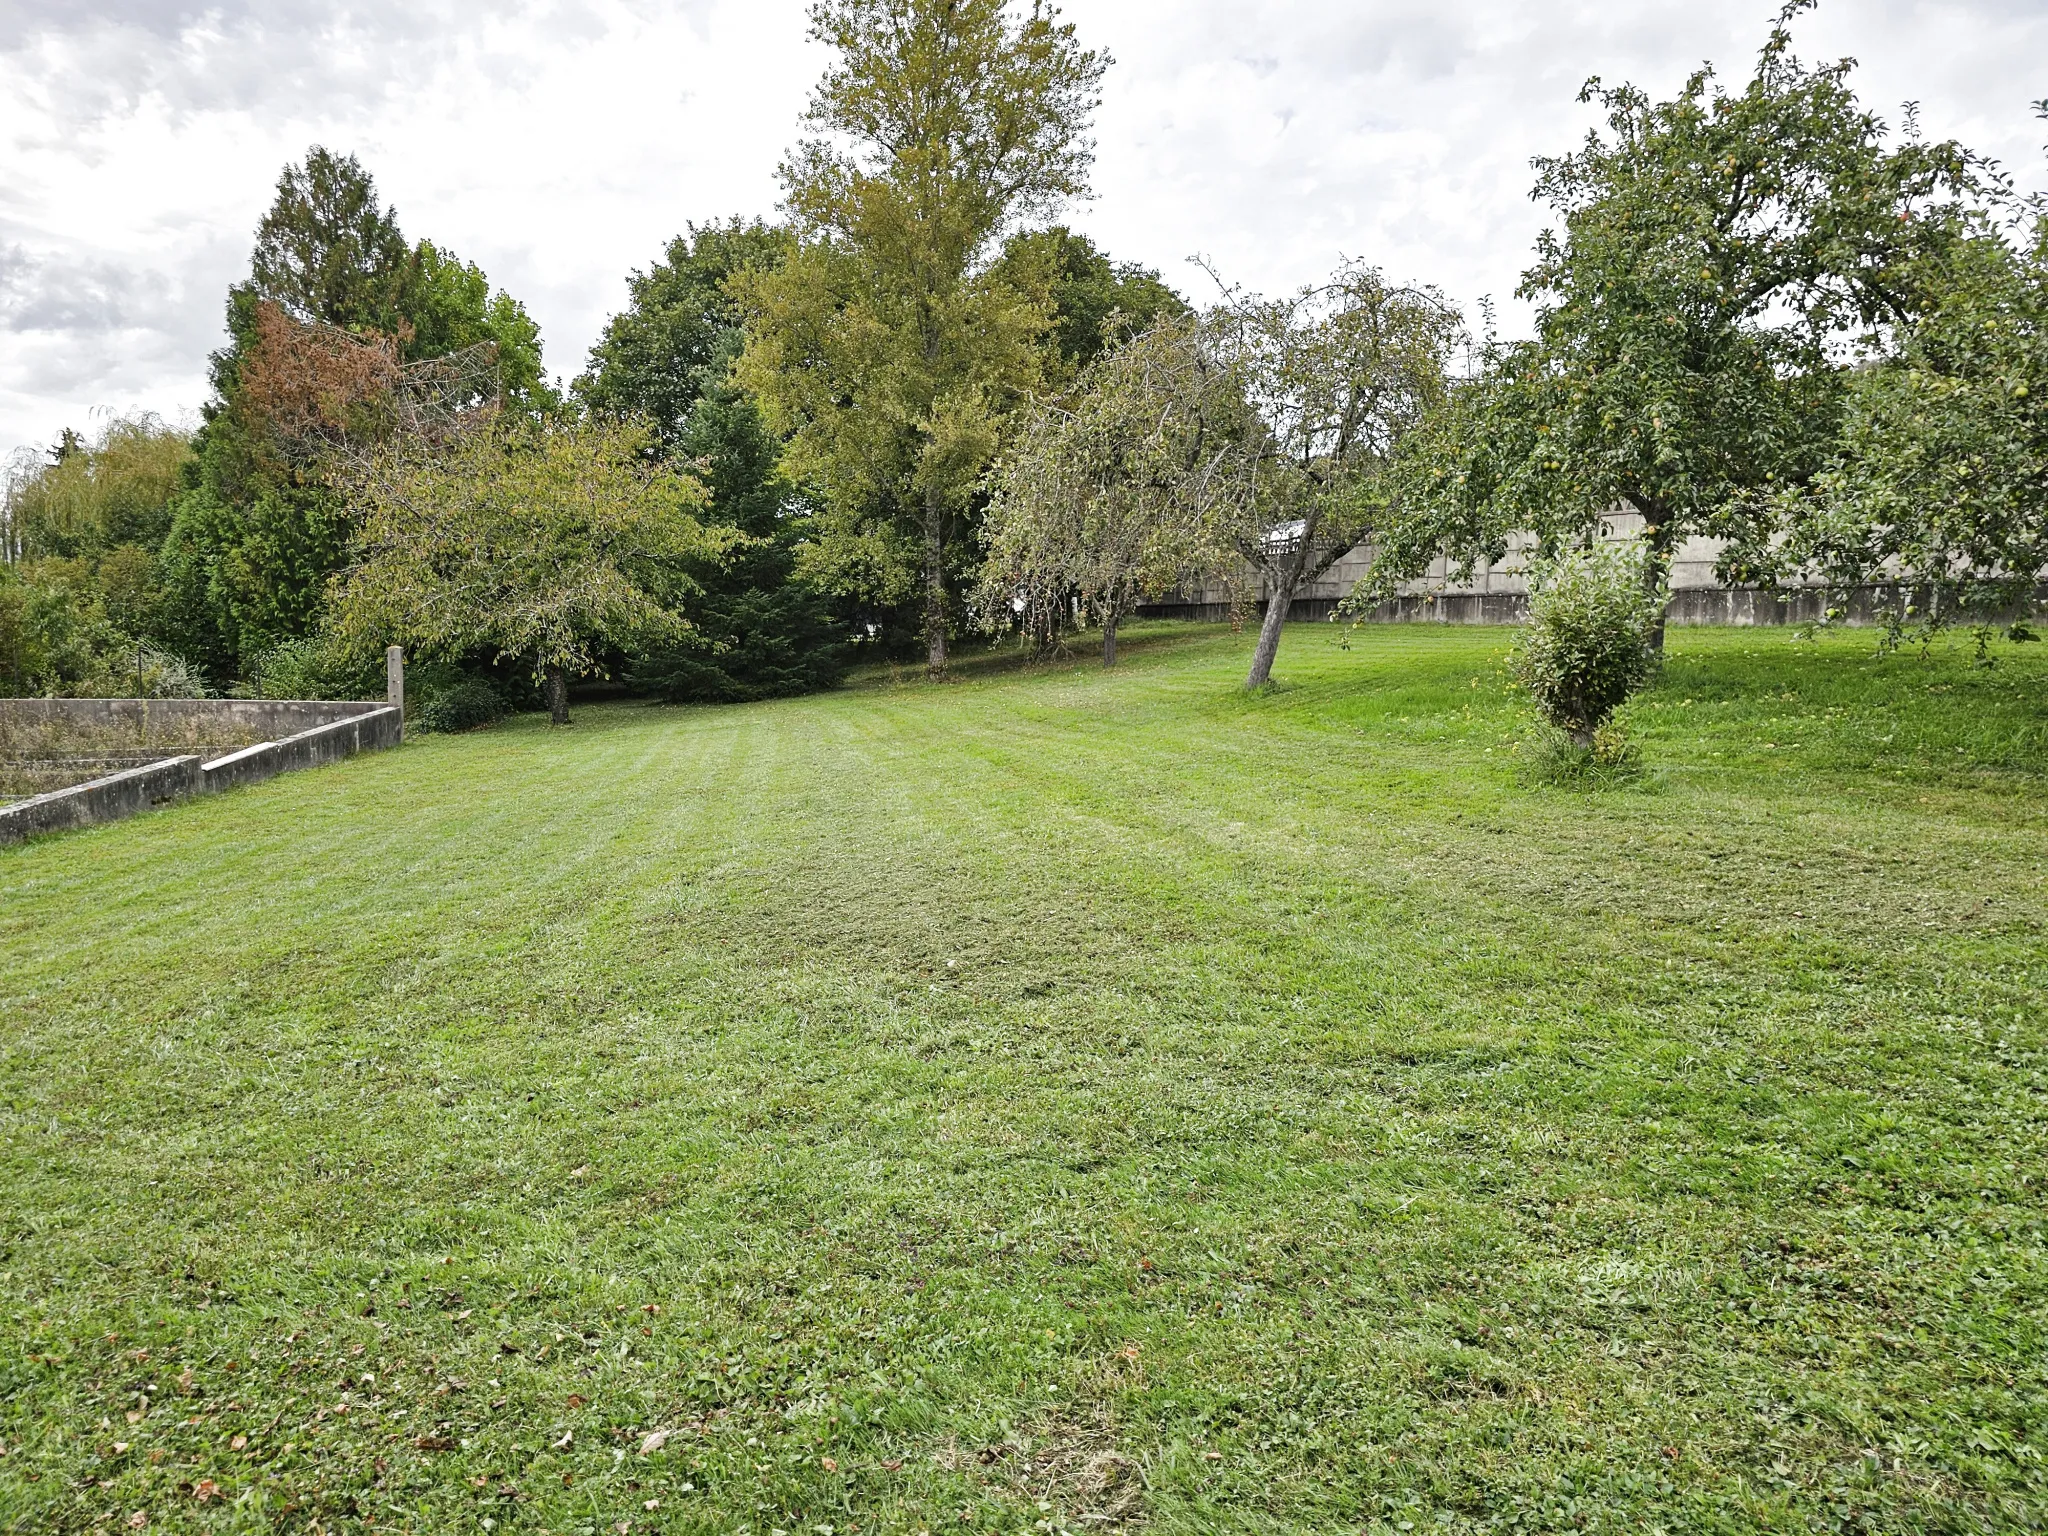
0;698;385;755
0;703;403;847
200;707;402;795
0;756;202;842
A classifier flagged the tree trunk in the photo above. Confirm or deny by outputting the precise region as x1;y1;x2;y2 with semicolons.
923;487;948;676
1245;577;1291;688
1629;498;1675;654
547;665;569;726
1102;616;1119;668
1244;515;1318;689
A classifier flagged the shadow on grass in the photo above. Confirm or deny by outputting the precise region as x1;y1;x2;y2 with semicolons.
841;621;1233;692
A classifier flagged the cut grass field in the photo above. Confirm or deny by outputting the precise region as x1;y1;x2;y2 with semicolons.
2;621;2045;1536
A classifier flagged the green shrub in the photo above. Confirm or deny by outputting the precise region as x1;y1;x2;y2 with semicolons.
1512;541;1667;748
415;676;508;733
247;634;383;701
131;644;214;699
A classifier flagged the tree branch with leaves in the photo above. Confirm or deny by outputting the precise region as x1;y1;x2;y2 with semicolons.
1203;261;1462;688
977;314;1254;665
333;419;729;724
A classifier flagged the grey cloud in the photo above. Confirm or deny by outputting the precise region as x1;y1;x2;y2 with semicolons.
0;227;238;399
0;244;144;332
2;0;711;126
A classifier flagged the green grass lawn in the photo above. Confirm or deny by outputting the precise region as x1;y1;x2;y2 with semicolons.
2;621;2044;1536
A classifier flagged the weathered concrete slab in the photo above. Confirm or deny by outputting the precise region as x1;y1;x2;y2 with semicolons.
0;703;404;847
0;757;202;843
0;698;388;756
200;707;401;794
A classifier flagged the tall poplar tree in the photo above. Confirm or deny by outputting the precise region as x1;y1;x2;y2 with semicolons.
736;0;1106;672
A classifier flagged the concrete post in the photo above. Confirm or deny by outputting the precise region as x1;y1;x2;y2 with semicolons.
386;645;405;740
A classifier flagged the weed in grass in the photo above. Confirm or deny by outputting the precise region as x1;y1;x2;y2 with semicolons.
1518;718;1653;790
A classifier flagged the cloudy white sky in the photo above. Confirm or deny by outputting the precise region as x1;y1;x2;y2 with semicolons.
2;0;2044;463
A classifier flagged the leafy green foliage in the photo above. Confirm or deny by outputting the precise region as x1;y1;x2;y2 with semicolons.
993;225;1190;375
0;417;208;694
1376;4;1983;610
1512;540;1668;747
5;414;191;564
1765;198;2048;627
241;631;385;702
578;220;794;456
977;315;1250;663
580;223;850;702
407;241;553;412
736;0;1106;670
332;418;726;715
414;672;511;733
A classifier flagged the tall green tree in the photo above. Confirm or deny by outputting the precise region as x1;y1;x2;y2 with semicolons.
1371;3;1982;645
162;147;550;678
334;419;725;726
578;221;849;701
736;0;1106;673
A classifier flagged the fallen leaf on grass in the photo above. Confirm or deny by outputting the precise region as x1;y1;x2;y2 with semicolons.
126;1514;147;1529
229;1436;246;1452
414;1435;455;1452
566;1394;587;1410
553;1431;573;1450
192;1480;221;1502
820;1457;838;1472
640;1429;670;1455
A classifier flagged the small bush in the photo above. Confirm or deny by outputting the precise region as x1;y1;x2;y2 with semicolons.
134;644;214;699
248;635;383;701
1512;541;1667;748
415;676;509;734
